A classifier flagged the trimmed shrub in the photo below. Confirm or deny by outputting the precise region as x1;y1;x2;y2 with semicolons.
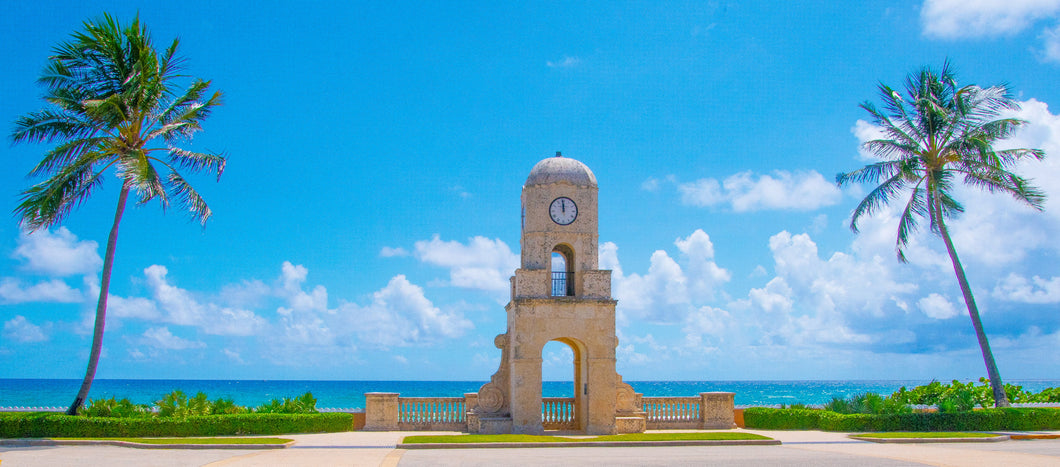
0;412;355;438
743;407;1060;432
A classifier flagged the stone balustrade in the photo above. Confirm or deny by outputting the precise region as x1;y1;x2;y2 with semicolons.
364;390;736;432
642;396;701;429
542;397;577;430
398;397;467;431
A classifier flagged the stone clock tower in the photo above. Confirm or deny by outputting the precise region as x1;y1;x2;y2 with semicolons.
471;153;643;435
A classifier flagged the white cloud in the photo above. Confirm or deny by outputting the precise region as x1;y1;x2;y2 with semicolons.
3;315;48;343
139;327;205;350
606;230;731;323
143;265;269;336
223;348;244;363
678;170;841;211
547;56;581;68
107;295;161;320
767;231;917;317
13;227;101;277
412;235;519;293
918;293;960;319
921;0;1060;38
744;277;794;313
677;178;725;207
380;246;409;257
993;273;1060;303
0;278;82;304
1042;24;1060;61
339;274;473;348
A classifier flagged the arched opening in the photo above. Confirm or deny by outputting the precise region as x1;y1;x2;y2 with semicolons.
541;338;586;432
551;245;575;296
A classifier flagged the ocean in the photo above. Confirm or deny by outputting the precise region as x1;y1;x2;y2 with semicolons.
3;379;1059;410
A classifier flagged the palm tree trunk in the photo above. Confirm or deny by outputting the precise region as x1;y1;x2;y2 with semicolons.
934;204;1011;408
66;184;129;415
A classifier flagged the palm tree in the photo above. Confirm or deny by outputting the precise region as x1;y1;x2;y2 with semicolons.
837;63;1046;408
11;13;225;415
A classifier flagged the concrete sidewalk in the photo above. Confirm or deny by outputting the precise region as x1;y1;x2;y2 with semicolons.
1;429;1058;466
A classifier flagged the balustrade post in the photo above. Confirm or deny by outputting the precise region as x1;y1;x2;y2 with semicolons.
364;392;399;431
699;392;736;429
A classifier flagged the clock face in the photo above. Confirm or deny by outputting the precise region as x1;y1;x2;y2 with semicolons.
549;197;578;225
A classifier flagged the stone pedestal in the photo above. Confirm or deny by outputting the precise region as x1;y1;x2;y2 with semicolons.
363;392;399;431
700;392;737;429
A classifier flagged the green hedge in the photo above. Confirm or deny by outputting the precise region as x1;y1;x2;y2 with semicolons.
744;407;1060;432
0;412;355;438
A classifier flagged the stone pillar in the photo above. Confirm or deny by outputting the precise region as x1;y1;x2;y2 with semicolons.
464;392;480;433
700;392;736;429
364;392;399;431
585;357;617;434
509;358;543;434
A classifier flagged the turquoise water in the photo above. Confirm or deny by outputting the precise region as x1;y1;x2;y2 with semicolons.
2;379;1058;409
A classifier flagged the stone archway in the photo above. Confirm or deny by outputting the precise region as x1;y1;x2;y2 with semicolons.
542;337;588;432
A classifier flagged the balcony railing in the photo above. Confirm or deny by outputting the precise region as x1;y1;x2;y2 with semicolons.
551;271;574;296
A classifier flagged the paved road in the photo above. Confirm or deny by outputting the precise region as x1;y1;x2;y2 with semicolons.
2;430;1059;466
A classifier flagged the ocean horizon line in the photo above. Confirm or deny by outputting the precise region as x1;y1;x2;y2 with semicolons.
3;378;1058;408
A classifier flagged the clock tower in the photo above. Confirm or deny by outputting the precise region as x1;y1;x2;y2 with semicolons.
471;153;644;435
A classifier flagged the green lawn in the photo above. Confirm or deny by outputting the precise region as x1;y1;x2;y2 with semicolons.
53;437;293;445
851;432;1000;439
402;432;772;444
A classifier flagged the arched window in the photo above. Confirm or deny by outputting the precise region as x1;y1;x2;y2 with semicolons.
551;245;574;296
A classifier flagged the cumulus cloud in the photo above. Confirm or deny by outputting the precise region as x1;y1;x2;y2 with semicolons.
3;315;48;343
993;273;1060;303
13;227;101;276
725;231;919;352
918;293;961;319
605;230;731;323
339;275;473;348
143;265;269;336
678;170;841;211
412;235;519;293
0;278;82;304
921;0;1060;38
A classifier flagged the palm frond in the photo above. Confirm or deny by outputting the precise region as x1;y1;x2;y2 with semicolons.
26;137;109;178
843;170;911;233
895;186;928;263
167;171;212;225
167;147;226;179
14;155;106;230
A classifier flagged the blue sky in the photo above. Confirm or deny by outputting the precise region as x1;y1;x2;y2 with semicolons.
2;1;1059;383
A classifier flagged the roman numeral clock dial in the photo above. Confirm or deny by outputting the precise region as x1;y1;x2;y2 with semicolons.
549;197;578;225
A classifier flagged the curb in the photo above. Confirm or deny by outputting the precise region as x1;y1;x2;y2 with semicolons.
0;438;293;450
398;439;782;449
849;435;1009;444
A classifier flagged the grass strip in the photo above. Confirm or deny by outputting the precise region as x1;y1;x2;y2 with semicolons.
852;432;999;439
402;432;771;444
53;437;293;445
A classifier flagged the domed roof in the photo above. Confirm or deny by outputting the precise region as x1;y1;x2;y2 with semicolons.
525;153;597;188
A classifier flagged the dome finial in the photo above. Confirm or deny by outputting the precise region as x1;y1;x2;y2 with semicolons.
555;151;562;158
